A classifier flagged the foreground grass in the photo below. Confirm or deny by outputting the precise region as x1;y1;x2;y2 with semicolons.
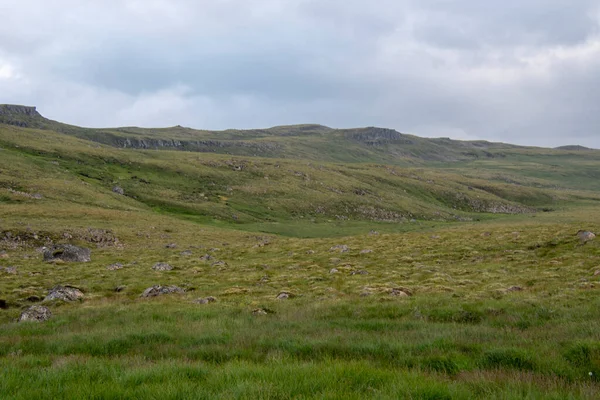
1;297;600;399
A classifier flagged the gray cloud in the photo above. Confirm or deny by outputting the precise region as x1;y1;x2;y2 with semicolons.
0;0;599;147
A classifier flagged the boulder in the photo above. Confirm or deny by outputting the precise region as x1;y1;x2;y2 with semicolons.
390;288;411;297
44;285;84;302
194;296;217;304
19;306;52;322
140;285;185;297
152;262;173;271
276;291;295;300
112;186;125;195
578;230;596;243
330;244;349;253
106;263;124;271
43;245;91;263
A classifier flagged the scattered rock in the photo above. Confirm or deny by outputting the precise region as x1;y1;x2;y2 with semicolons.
360;249;373;254
112;186;125;195
330;244;349;253
200;254;213;262
481;232;492;237
1;266;17;274
578;230;596;243
194;296;217;304
390;288;411;297
276;291;295;300
152;262;174;271
329;258;341;265
19;306;52;322
252;308;268;315
594;270;600;276
180;250;193;256
165;243;177;249
306;250;315;255
43;244;91;263
506;286;523;292
106;263;123;271
431;235;441;239
0;251;8;259
140;285;185;297
369;230;380;236
351;270;369;275
329;268;339;274
44;285;84;302
114;286;126;292
360;292;372;297
211;260;228;268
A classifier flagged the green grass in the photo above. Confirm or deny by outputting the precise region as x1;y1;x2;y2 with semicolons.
2;117;600;398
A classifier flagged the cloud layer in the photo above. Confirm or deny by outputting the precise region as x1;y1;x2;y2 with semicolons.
1;0;599;147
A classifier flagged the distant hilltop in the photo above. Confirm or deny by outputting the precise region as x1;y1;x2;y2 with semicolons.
0;104;40;116
0;104;596;158
555;145;593;151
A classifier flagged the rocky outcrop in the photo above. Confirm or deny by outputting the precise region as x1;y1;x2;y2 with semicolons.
19;306;52;322
141;285;185;297
0;105;43;128
345;127;413;146
0;105;40;117
152;262;174;271
43;245;91;263
44;285;84;302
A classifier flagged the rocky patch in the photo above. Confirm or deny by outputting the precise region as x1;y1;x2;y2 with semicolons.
19;306;52;322
106;263;124;271
152;262;174;271
141;285;185;297
578;230;596;243
43;245;91;263
44;285;84;302
194;296;217;304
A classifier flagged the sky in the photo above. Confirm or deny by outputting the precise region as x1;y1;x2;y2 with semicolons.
0;0;599;148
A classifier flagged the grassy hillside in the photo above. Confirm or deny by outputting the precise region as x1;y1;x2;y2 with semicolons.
1;107;600;398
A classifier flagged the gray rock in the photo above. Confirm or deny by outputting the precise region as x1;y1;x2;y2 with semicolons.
194;296;217;304
329;268;339;274
140;285;185;297
330;244;349;253
506;286;523;292
43;245;91;263
360;249;373;254
106;263;123;271
276;291;295;300
351;270;369;275
112;186;125;195
19;306;52;322
578;230;596;243
390;288;411;297
180;250;193;256
152;262;174;271
200;254;213;261
44;285;84;302
165;243;177;249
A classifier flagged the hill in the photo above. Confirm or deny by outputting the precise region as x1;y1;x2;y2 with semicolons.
1;104;600;398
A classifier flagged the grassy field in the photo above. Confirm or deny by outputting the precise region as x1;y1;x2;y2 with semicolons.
1;112;600;398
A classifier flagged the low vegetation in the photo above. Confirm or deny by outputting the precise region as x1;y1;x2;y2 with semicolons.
1;106;600;398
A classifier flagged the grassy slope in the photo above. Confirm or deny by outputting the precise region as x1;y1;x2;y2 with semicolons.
1;119;600;398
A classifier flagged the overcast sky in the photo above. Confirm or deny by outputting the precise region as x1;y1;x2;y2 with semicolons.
1;0;599;147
